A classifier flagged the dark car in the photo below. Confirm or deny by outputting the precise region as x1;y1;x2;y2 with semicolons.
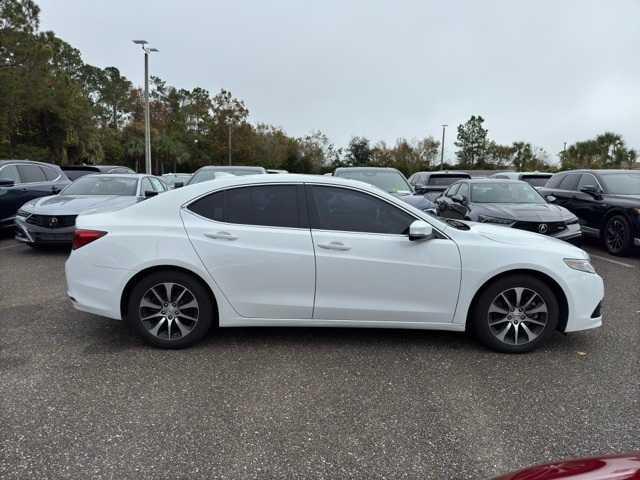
434;178;581;241
493;452;640;479
490;171;553;188
0;160;71;229
407;171;472;200
538;169;640;255
333;167;435;213
61;165;135;181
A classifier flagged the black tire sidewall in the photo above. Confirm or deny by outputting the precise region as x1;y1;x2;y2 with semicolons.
126;270;213;349
604;215;632;256
473;274;559;353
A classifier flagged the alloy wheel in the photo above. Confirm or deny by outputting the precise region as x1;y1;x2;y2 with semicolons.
138;282;200;340
605;218;626;252
487;287;548;346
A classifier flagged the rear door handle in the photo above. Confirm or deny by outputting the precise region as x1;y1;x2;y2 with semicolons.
317;241;351;251
204;231;238;241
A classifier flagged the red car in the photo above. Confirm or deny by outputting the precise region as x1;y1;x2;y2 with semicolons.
493;453;640;479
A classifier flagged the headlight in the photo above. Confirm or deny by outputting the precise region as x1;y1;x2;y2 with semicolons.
565;217;579;225
564;258;596;274
16;209;31;217
478;215;514;225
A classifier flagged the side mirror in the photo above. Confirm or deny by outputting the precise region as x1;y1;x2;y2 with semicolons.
451;194;466;204
0;178;15;187
408;220;434;241
144;190;159;198
545;195;557;203
580;185;601;198
174;182;184;188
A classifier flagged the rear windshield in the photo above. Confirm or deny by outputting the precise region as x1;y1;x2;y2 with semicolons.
61;176;138;196
335;170;412;195
428;175;470;186
63;169;97;181
521;175;551;187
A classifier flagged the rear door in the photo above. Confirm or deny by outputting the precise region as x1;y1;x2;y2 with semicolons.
0;164;23;222
182;183;316;319
307;184;460;323
16;164;52;203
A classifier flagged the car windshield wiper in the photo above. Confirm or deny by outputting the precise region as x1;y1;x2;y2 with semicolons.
445;218;470;230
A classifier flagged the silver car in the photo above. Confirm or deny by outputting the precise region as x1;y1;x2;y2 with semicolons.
15;174;166;247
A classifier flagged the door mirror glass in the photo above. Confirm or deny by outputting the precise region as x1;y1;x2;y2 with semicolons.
0;178;15;187
451;194;466;204
408;220;433;241
545;195;557;203
144;190;158;198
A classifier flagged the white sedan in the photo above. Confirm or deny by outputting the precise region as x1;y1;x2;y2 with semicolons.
65;174;604;353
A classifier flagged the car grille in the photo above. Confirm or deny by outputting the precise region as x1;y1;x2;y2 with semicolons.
512;221;567;235
26;214;77;229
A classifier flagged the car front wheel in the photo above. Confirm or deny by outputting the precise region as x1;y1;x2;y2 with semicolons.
603;214;632;256
126;271;214;348
472;274;559;353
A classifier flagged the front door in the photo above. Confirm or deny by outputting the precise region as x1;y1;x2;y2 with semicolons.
182;183;316;319
306;185;461;323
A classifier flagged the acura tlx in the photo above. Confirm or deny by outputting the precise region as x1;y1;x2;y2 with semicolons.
65;174;604;353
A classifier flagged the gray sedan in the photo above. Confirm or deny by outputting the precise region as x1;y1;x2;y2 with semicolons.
15;174;166;246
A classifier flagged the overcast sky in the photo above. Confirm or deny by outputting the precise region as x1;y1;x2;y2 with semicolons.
39;0;640;162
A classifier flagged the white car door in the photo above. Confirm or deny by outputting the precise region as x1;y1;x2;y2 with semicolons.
181;183;315;319
307;184;461;324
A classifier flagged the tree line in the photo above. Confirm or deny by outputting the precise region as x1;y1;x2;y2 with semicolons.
1;0;637;175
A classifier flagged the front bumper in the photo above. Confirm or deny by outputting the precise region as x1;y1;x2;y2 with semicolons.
14;216;75;245
551;223;582;241
562;267;604;333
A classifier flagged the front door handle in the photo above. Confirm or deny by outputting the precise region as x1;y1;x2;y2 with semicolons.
204;231;238;241
317;241;351;251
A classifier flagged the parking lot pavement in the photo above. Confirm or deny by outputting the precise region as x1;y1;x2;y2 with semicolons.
0;234;638;480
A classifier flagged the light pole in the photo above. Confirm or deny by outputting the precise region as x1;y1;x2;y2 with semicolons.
440;124;447;170
228;121;232;165
133;40;159;174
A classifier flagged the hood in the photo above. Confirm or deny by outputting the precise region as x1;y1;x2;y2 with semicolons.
467;221;586;255
23;195;139;215
398;193;435;211
472;203;575;222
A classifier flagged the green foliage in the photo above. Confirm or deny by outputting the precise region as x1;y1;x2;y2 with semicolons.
560;132;637;170
455;115;488;168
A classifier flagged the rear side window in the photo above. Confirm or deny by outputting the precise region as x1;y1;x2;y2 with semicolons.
188;185;301;228
546;173;565;189
40;166;60;181
558;173;580;191
0;165;21;183
17;164;46;183
308;185;414;235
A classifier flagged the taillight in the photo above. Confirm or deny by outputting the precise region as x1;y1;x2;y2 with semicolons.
72;229;107;250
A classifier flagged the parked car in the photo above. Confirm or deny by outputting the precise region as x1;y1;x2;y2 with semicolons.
0;160;71;229
65;174;603;352
493;452;640;479
434;178;581;242
187;165;266;185
15;174;166;247
538;169;640;255
266;169;289;174
333;167;434;213
161;173;192;189
490;171;553;188
61;165;135;181
407;171;472;200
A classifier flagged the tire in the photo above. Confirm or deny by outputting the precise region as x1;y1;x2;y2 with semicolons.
603;214;632;256
472;274;559;353
126;270;214;349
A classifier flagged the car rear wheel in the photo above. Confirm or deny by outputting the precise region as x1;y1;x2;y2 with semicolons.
472;274;559;353
127;271;213;348
603;214;632;256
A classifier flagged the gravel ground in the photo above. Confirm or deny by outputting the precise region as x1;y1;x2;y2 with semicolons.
0;233;638;479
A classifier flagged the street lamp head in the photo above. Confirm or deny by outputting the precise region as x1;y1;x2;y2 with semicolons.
132;40;148;45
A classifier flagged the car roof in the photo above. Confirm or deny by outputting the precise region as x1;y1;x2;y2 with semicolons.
415;171;471;176
559;169;636;174
196;165;266;171
465;178;527;184
0;159;59;167
79;173;147;179
334;167;401;172
62;165;132;171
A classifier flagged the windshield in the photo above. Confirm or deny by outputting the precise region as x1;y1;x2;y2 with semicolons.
599;172;640;195
521;175;551;187
428;175;469;186
471;182;546;204
61;176;138;196
336;170;412;195
162;174;191;183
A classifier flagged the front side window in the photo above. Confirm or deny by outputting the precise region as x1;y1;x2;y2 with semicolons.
61;176;139;196
577;174;599;191
141;178;154;194
17;164;46;183
445;183;460;197
0;165;21;183
457;183;470;200
308;185;414;235
188;185;301;228
150;177;166;192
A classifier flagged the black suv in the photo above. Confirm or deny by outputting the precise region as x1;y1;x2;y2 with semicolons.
539;169;640;255
408;171;472;200
0;160;71;229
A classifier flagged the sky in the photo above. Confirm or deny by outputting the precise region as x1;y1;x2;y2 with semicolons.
39;0;640;163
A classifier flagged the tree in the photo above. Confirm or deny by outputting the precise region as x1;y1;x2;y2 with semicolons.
561;132;637;170
345;136;372;167
455;115;489;167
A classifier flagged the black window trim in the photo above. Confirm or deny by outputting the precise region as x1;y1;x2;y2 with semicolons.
184;182;309;231
15;163;51;184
